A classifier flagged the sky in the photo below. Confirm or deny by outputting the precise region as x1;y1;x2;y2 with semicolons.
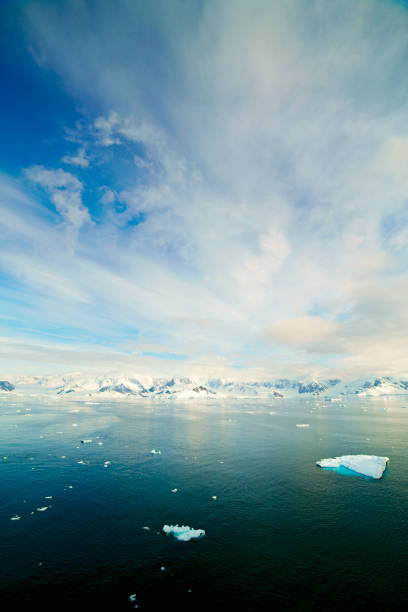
1;0;408;380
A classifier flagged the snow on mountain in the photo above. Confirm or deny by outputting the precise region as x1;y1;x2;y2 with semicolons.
2;373;408;400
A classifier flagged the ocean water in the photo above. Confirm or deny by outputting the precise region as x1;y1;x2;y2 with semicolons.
1;396;408;611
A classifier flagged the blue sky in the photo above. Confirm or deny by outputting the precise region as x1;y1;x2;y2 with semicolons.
1;0;408;378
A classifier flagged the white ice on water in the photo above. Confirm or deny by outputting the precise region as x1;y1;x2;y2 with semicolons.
162;524;205;541
316;455;389;479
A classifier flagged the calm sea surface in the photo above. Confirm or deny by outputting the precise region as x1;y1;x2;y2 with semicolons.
1;396;408;611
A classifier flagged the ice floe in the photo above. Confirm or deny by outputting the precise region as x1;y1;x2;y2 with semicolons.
150;449;161;455
10;515;21;521
163;524;205;541
316;455;389;479
296;423;310;428
171;488;178;493
37;507;48;512
103;460;111;467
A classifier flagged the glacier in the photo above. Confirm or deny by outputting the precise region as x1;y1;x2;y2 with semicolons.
316;455;389;479
162;524;205;541
3;372;408;400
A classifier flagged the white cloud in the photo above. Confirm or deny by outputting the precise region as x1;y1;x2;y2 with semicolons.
62;147;90;168
264;317;339;348
25;166;91;230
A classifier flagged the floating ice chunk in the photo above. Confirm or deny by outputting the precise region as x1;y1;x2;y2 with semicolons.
98;442;103;445
72;423;78;427
103;461;111;467
37;507;48;512
129;594;137;602
316;455;389;479
296;423;310;428
10;515;20;521
212;496;217;500
171;488;178;493
77;460;86;465
150;449;161;455
44;496;52;499
142;526;150;530
160;566;165;571
163;524;205;541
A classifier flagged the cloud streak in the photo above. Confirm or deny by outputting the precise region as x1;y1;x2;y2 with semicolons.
1;0;408;376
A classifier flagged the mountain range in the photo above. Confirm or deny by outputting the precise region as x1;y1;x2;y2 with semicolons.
1;374;408;399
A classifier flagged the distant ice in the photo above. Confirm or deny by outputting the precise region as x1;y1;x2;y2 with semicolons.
103;461;111;468
10;515;20;521
296;423;310;428
150;449;161;455
163;524;205;541
37;507;48;512
316;455;389;479
212;495;217;500
171;488;178;493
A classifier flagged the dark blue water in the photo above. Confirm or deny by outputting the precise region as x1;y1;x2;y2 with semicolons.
1;397;408;611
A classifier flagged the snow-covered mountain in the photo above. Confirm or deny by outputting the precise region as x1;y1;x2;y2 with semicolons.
2;373;408;400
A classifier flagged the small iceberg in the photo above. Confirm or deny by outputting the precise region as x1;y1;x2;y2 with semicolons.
316;455;389;479
296;423;310;428
150;449;161;455
163;524;205;541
